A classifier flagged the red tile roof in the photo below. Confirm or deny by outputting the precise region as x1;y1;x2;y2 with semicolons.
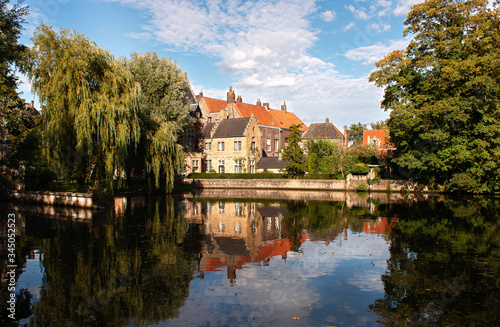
303;121;344;139
202;97;228;113
363;130;392;147
233;102;277;127
268;108;307;131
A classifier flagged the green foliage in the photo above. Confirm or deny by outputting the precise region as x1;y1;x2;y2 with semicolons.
306;138;342;175
350;163;370;175
25;25;141;193
348;142;380;165
123;52;192;192
347;122;367;143
369;0;500;192
283;124;306;178
370;120;388;130
356;184;368;192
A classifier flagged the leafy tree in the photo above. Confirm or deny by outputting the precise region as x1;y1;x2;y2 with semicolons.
0;0;27;113
283;124;306;178
305;138;342;175
25;25;141;192
370;120;388;130
369;0;500;192
122;52;192;191
347;122;367;143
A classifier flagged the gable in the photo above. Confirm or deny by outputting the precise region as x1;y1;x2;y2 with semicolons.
212;117;251;138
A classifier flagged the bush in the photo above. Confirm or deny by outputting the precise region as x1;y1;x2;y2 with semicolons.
356;184;368;192
24;167;57;191
349;163;369;175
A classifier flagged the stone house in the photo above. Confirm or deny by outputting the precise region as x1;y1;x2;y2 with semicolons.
200;115;261;174
302;118;345;148
197;87;306;158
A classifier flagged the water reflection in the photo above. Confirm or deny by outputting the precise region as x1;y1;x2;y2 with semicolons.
1;194;498;326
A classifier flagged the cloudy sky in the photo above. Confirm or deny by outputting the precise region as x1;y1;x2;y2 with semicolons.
18;0;424;127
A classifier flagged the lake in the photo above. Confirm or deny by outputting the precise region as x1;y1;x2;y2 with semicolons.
1;191;499;326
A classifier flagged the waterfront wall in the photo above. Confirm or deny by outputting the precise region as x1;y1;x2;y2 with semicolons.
9;191;98;208
185;178;431;193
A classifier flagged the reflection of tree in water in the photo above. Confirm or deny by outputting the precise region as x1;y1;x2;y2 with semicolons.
28;197;197;326
281;200;370;252
370;197;500;326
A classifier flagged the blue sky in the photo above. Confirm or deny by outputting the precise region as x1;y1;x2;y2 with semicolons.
17;0;424;127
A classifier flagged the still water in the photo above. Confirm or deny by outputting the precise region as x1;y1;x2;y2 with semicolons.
1;192;499;326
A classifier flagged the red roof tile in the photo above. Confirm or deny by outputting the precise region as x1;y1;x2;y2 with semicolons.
268;108;307;130
202;97;228;113
233;102;277;127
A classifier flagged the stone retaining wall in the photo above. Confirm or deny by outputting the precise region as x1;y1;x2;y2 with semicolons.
185;178;432;193
9;191;98;208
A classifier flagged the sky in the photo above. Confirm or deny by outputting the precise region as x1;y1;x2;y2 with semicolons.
17;0;425;128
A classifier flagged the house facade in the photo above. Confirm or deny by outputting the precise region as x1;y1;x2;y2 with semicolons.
200;115;262;174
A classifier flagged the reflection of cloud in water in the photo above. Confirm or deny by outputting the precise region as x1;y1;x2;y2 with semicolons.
165;230;390;326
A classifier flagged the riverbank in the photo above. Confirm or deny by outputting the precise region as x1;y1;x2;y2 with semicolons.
9;190;102;208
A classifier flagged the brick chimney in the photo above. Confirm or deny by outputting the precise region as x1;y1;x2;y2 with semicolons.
263;102;270;110
236;95;243;103
325;118;329;123
199;89;203;98
227;86;235;103
281;101;287;113
256;99;262;107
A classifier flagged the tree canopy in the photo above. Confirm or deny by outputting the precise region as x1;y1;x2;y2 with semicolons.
25;26;192;193
369;0;500;192
283;124;306;178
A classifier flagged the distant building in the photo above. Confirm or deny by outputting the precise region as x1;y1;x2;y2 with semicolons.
302;118;345;147
362;129;396;158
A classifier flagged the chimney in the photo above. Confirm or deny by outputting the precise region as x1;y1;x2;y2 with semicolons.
325;118;329;123
236;95;243;103
199;89;203;98
256;99;262;107
281;101;287;113
227;86;235;103
263;102;270;110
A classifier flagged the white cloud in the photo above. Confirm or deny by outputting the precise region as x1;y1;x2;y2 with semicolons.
344;39;410;65
104;0;392;126
345;4;370;20
394;0;423;16
320;10;336;22
343;22;356;31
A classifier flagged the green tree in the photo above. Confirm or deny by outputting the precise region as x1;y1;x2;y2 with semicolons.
305;138;341;175
0;0;27;113
123;52;192;191
369;0;500;192
370;120;388;130
347;122;367;143
283;124;306;178
25;25;141;192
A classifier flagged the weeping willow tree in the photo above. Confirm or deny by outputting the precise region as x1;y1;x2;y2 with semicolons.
25;25;141;192
123;52;192;192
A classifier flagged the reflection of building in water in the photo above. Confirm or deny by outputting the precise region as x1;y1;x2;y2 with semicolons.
363;217;398;235
183;200;307;285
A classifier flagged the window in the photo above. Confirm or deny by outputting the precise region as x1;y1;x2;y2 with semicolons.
234;159;243;173
205;141;211;151
266;137;271;152
234;202;243;215
218;221;225;233
234;140;242;151
218;160;225;173
251;140;256;151
205;160;212;172
187;129;195;148
206;116;212;123
274;139;279;152
192;159;199;173
218;141;225;152
250;159;255;174
234;222;242;235
218;201;225;213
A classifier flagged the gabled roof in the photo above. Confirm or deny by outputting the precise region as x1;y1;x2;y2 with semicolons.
202;97;228;112
233;103;276;127
363;130;393;147
200;122;215;138
212;117;251;138
303;120;344;139
268;108;306;131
